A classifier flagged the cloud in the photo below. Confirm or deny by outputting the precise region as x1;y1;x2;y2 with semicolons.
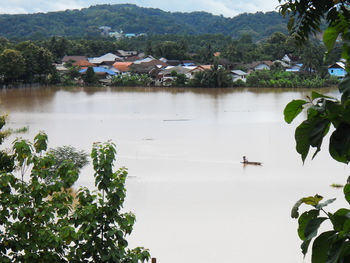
0;0;279;17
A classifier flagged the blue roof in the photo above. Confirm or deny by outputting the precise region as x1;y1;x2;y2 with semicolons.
79;67;116;76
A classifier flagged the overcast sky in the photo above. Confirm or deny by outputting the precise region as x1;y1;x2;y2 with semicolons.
0;0;280;17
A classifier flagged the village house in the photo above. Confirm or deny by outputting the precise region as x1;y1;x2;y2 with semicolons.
328;61;346;79
231;70;248;82
88;53;122;66
62;56;87;64
113;62;133;74
116;50;138;58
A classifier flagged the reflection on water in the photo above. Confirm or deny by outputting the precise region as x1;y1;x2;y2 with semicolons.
0;86;345;263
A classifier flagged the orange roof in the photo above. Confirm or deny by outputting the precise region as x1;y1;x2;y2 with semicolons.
214;52;221;57
73;60;95;67
113;62;133;72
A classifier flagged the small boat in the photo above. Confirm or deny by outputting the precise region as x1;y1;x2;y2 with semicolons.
241;156;262;166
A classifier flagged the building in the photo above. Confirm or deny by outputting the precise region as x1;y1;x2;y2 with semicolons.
231;70;248;82
328;62;346;78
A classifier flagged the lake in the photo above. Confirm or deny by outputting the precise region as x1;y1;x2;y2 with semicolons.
0;86;348;263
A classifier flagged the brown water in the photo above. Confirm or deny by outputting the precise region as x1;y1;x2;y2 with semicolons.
0;86;347;263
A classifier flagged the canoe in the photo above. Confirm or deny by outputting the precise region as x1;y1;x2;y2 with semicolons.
241;161;262;165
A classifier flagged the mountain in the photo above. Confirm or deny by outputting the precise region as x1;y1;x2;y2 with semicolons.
0;4;288;40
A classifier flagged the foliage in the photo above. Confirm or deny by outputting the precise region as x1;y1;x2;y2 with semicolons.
0;4;287;41
0;120;150;261
111;74;151;87
188;63;232;87
246;70;338;88
83;66;98;85
46;145;89;183
0;49;25;84
281;0;350;262
15;41;55;83
153;41;188;60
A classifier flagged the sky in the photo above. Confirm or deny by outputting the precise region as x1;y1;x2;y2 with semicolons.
0;0;280;17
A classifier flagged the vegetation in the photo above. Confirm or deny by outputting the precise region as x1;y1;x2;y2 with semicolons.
83;66;98;85
188;63;233;87
111;74;152;87
246;70;339;88
0;4;287;41
281;0;350;261
0;118;150;262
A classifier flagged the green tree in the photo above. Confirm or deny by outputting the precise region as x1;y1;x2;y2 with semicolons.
281;0;350;261
0;120;150;261
300;40;324;75
83;66;98;85
0;49;25;84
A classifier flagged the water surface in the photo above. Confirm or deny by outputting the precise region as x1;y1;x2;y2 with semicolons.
0;86;347;263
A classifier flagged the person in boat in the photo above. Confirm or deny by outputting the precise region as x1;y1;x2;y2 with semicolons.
242;156;262;165
243;156;248;163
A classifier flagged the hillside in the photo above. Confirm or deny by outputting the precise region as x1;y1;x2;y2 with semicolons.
0;4;287;40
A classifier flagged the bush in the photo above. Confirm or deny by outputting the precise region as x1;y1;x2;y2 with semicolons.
0;124;150;262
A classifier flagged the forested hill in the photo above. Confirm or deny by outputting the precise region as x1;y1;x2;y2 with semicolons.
0;4;287;40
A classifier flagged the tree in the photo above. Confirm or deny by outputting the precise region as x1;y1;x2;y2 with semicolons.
0;49;25;84
281;0;350;261
83;66;98;85
300;40;324;75
0;119;150;261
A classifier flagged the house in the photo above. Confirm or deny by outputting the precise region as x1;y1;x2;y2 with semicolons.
79;67;117;78
187;65;207;78
241;61;274;73
328;62;346;78
133;56;168;68
62;56;87;64
113;62;133;73
231;70;248;82
73;60;95;67
124;33;136;38
88;53;122;66
286;63;303;72
109;32;123;39
129;64;160;75
116;50;138;57
55;64;69;74
254;61;273;70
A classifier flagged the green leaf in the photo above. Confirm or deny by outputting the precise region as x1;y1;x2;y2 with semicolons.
332;208;350;231
312;231;336;263
303;195;324;206
295;115;330;163
295;120;312;162
291;198;304;218
329;123;350;163
309;119;330;159
344;183;350;205
339;74;350;103
284;99;307;124
303;218;328;249
298;210;320;240
311;91;336;101
301;239;311;257
327;239;345;263
323;26;339;53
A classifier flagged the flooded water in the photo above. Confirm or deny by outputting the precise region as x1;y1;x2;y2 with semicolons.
0;86;348;263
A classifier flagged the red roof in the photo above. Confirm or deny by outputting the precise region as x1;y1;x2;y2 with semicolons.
113;62;133;72
73;60;95;67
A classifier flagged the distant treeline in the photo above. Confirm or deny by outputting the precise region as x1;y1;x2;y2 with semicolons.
0;30;343;87
0;4;287;40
